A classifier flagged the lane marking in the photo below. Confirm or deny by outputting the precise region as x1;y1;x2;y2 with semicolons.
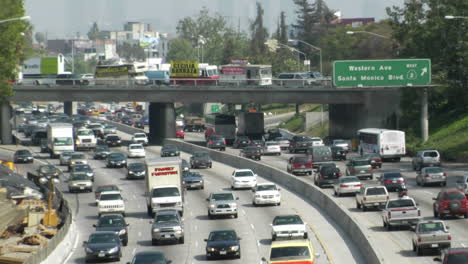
132;248;136;255
241;209;246;215
63;226;80;263
195;241;199;248
138;232;142;237
250;224;255;230
194;225;198;231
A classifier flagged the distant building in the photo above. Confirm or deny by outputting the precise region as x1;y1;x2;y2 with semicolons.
331;17;375;27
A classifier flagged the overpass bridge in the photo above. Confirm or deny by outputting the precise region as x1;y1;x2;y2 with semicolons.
1;84;429;144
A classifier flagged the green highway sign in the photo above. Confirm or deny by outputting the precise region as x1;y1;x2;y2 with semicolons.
333;59;431;87
211;105;220;113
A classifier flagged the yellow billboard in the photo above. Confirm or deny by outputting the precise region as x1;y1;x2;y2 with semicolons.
170;61;199;77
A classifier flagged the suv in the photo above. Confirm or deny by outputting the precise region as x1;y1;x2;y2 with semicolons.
131;132;148;146
455;175;468;195
233;136;251;149
190;151;212;169
98;191;126;217
206;192;239;219
151;209;185;245
206;135;226;151
379;171;406;192
271;214;308;241
288;136;313;153
104;134;122;147
433;190;468;219
355;185;389;211
239;146;262;161
94;214;129;246
434;248;468;263
345;158;373;180
287;156;313;176
412;150;441;171
314;165;341;188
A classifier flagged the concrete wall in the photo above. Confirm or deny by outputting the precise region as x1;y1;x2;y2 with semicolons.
305;111;329;131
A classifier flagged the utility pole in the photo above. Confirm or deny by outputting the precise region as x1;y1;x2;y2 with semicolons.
71;39;75;73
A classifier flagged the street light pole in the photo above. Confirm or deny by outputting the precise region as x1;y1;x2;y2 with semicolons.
0;16;30;24
274;42;306;72
288;39;322;74
346;30;390;39
445;15;468;20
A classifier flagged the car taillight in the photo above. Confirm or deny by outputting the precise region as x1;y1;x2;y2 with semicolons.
306;163;312;168
320;173;324;179
448;235;452;240
340;184;349;188
356;184;362;187
443;172;447;176
417;210;421;217
386;195;389;200
351;169;356;173
338;172;342;177
381;148;384;153
370;168;374;172
402;147;405;153
363;197;366;201
417;237;421;242
385;180;393;183
424;174;429;178
397;179;404;183
388;211;391;219
209;141;213;144
224;140;226;144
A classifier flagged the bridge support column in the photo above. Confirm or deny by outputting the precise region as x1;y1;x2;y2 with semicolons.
64;101;77;116
148;103;176;145
0;102;13;145
420;88;429;142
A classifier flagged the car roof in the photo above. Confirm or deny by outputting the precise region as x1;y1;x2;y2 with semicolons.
446;248;468;254
99;213;125;219
271;239;311;248
155;209;179;216
234;169;253;172
211;191;234;195
99;191;121;195
209;229;236;233
257;182;276;186
128;143;143;147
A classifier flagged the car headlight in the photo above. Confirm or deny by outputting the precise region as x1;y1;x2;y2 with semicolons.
207;247;216;252
176;151;180;154
230;203;237;207
122;160;126;163
87;172;93;176
117;140;121;143
176;201;182;206
108;246;118;254
230;245;239;251
153;228;160;233
75;140;80;145
209;204;216;208
85;247;93;253
118;229;126;235
129;171;134;174
173;226;182;231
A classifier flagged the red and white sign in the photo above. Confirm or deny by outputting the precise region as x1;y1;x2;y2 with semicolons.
151;166;179;176
230;59;248;65
221;66;245;75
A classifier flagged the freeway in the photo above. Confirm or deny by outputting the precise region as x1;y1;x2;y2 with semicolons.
1;130;364;263
185;131;468;264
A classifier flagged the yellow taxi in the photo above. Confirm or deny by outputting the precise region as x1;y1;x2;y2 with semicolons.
262;239;315;264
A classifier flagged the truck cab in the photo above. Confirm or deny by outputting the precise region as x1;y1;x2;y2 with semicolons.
75;128;97;150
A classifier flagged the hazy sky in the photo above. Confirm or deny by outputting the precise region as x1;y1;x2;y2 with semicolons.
24;0;404;39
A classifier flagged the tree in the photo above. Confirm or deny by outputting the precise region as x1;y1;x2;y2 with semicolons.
87;22;99;40
274;12;288;45
34;32;45;46
166;38;197;62
249;2;269;64
116;42;146;62
0;0;28;101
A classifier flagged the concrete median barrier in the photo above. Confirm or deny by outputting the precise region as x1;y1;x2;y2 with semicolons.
164;138;384;264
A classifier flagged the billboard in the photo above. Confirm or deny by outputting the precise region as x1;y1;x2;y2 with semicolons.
221;66;245;75
41;58;59;75
22;55;65;75
95;65;132;78
170;61;199;77
23;58;42;75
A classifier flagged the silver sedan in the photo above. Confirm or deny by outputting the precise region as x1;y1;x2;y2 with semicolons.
416;167;447;187
333;176;362;197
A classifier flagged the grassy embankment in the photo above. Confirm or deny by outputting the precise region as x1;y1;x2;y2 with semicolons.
278;105;329;138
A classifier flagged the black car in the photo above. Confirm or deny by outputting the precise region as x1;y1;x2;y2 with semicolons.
39;139;48;153
289;135;313;153
190;151;212;169
161;144;180;157
122;117;134;126
106;152;127;168
94;145;111;160
37;165;61;178
232;136;251;149
70;164;95;181
205;229;241;260
93;214;129;246
127;162;146;179
239;146;262;161
134;121;145;129
13;149;33;163
206;135;226;151
363;153;382;169
104;134;122;147
83;231;122;262
331;146;347;161
314;165;342;188
183;171;204;190
379;171;406;192
249;139;265;149
127;251;171;264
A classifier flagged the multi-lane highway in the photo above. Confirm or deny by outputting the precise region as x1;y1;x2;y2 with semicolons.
184;131;468;264
3;129;364;264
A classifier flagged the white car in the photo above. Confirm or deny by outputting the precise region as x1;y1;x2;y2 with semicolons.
263;141;282;155
310;137;324;146
128;144;146;158
98;191;125;217
271;214;308;241
332;139;349;151
333;176;362;197
132;132;148;145
231;169;257;189
252;183;281;206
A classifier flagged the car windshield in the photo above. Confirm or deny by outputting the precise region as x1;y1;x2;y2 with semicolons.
418;222;444;232
244;147;260;153
98;216;125;227
54;137;73;146
77;130;93;136
334;140;346;144
130;145;143;150
266;142;279;146
425;167;443;173
352;160;370;166
194;152;209;158
208;231;237;241
88;233;118;244
273;215;303;225
446;254;468;264
235;170;254;177
71;154;85;159
257;184;276;191
270;246;310;260
71;173;90;181
237;137;249;141
100;193;122;201
293;157;310;163
155;214;179;224
88;124;102;129
97;186;119;193
340;177;359;183
184;172;201;178
107;136;120;140
423;151;438;157
61;152;73;157
17;150;31;155
73;164;90;171
366;188;386;195
387;199;415;208
445;192;465;200
163;145;177;151
134;133;146;138
40;166;56;173
109;153;124;159
104;125;115;129
211;193;234;201
96;146;109;152
128;163;145;170
294;136;309;142
132;253;166;264
152;187;180;198
383;172;402;179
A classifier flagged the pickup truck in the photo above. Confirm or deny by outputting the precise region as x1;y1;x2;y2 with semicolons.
382;197;421;230
355;185;389;211
411;220;451;256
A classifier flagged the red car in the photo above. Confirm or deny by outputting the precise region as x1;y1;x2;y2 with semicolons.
204;128;215;140
433;190;468;219
176;129;185;139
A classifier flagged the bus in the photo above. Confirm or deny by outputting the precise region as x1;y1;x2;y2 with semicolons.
205;114;236;145
357;128;406;161
219;64;272;86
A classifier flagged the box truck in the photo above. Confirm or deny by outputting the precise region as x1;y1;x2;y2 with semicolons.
46;123;74;158
237;112;265;140
145;157;184;217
